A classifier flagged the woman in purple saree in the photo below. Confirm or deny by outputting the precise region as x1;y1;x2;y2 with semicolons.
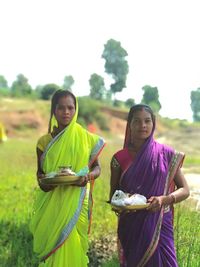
110;104;189;267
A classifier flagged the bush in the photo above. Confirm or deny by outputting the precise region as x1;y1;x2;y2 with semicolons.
78;97;108;130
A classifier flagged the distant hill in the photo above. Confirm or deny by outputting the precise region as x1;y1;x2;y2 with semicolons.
1;97;200;159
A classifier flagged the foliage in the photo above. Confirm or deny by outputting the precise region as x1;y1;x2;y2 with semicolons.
159;116;190;129
0;75;10;97
102;39;129;96
95;112;109;131
0;87;10;97
113;99;124;107
11;74;32;97
174;202;200;267
40;83;60;100
78;97;99;124
62;75;74;91
190;88;200;122
0;75;8;88
141;85;161;113
89;73;106;100
125;98;135;108
33;85;43;99
78;96;108;130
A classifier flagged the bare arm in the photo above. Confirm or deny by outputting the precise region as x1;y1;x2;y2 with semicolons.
89;159;101;179
109;156;122;202
75;159;101;187
36;147;57;192
169;168;190;202
148;168;190;212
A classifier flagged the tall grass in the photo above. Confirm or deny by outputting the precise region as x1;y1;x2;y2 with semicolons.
0;137;200;266
174;202;200;267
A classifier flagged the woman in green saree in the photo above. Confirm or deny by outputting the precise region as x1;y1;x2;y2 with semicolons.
30;90;105;266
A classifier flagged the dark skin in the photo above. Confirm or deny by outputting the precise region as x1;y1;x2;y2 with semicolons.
110;110;190;212
37;94;101;192
37;147;101;192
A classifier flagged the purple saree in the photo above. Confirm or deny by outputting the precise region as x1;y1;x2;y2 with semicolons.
114;133;184;267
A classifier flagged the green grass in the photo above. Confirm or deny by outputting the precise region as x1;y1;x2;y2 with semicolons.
0;137;200;266
0;138;38;266
174;202;200;267
184;156;200;165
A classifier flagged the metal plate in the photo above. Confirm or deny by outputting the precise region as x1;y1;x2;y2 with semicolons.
111;203;149;212
41;175;81;185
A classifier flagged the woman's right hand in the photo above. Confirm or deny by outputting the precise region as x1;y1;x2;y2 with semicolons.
37;173;45;180
147;196;164;212
37;172;57;192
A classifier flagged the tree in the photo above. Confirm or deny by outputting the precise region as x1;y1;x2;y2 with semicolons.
0;75;9;96
11;74;32;97
33;85;43;99
63;75;74;91
89;73;106;100
125;98;135;108
40;83;60;100
102;39;129;97
113;99;124;107
191;88;200;122
0;75;8;88
141;85;161;113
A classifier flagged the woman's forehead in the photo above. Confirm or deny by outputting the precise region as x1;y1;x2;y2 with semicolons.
57;95;75;105
132;109;152;118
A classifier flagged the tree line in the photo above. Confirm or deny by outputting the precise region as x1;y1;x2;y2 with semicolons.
0;39;200;122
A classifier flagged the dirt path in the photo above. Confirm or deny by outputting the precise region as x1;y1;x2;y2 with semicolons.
185;173;200;190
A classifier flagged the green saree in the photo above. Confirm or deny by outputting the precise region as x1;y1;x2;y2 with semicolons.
30;101;105;266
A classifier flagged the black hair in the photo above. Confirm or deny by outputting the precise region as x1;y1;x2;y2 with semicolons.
127;104;155;125
48;89;76;133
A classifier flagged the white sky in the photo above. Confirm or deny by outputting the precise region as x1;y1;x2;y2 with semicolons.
1;0;200;121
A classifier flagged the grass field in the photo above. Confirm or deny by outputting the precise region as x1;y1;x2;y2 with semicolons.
0;135;200;267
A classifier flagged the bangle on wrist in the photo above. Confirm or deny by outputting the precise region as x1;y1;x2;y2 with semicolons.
169;193;176;204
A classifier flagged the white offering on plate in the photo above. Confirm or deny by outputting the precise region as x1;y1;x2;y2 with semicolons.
111;190;147;207
58;166;76;176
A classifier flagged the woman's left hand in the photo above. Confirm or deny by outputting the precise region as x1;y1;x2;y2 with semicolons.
147;196;164;212
76;174;90;187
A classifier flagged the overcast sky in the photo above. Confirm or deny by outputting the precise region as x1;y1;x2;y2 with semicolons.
1;0;200;121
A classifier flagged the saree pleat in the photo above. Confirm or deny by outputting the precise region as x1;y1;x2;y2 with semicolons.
146;211;178;267
38;191;89;267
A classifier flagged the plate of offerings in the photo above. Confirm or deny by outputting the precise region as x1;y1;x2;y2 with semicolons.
111;203;149;212
41;166;82;185
110;190;149;212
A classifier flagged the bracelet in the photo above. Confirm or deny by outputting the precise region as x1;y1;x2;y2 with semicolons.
169;193;176;204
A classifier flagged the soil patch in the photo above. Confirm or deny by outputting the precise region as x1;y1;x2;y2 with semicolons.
0;110;47;137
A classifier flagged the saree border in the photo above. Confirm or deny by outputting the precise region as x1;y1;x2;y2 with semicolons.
136;151;185;267
41;187;87;262
40;127;65;168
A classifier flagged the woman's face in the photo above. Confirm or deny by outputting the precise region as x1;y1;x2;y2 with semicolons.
129;109;153;141
54;95;76;128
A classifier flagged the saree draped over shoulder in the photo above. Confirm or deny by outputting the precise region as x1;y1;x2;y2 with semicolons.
115;137;184;267
30;107;105;267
